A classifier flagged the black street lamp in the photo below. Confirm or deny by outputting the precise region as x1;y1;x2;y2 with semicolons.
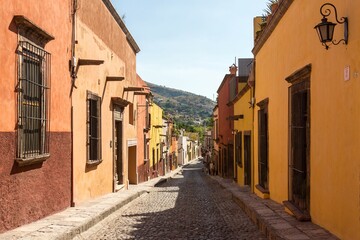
314;3;348;50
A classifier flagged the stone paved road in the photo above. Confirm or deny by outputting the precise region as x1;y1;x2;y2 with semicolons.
80;160;266;240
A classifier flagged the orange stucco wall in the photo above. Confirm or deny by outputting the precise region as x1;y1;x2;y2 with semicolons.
253;0;359;239
0;1;71;132
77;0;137;88
72;0;138;204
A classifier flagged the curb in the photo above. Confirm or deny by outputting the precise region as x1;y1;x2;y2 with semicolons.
58;190;148;240
214;178;292;240
211;176;339;240
0;166;184;240
69;168;183;239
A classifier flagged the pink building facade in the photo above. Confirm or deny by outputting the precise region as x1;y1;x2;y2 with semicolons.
0;1;72;232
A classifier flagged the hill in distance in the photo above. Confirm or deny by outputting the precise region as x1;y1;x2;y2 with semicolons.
145;82;216;126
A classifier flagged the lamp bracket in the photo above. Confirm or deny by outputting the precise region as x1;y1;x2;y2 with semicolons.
320;3;346;24
320;3;348;49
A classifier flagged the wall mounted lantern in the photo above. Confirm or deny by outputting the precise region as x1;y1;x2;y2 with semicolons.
314;3;348;50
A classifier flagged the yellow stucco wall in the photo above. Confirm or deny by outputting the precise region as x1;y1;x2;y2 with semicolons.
149;103;163;172
253;0;359;239
234;84;254;189
72;13;138;204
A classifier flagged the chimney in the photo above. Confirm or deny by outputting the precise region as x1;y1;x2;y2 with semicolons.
229;64;237;75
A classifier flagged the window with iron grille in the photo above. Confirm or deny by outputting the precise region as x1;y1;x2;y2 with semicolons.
144;134;150;162
87;91;102;163
16;41;50;162
215;119;219;139
257;98;269;190
289;80;310;213
157;148;159;166
145;99;150;130
235;131;242;167
152;148;155;170
284;64;312;217
148;113;151;128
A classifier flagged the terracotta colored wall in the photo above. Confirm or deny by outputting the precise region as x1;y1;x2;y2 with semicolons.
212;106;219;174
0;0;72;232
0;1;72;131
136;75;149;183
213;106;219;152
217;75;234;146
253;0;359;239
217;74;235;178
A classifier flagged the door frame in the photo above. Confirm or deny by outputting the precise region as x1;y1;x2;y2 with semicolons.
284;64;311;220
113;105;124;191
243;131;252;186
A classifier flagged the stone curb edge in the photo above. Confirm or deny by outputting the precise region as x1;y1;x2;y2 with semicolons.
57;190;148;240
64;167;183;240
211;177;286;240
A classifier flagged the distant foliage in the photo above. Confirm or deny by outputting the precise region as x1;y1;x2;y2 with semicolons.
146;81;216;135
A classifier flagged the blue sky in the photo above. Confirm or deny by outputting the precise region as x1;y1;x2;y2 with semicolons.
112;0;268;100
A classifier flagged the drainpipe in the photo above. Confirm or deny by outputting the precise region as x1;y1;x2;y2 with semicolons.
250;60;256;193
70;0;77;207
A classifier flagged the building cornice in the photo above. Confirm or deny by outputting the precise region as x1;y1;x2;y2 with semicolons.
217;74;236;93
102;0;140;54
252;0;293;56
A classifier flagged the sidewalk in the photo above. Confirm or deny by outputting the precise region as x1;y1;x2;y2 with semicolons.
1;164;339;240
210;176;339;240
0;167;183;240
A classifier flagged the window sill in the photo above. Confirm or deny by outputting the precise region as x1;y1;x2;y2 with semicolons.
255;184;270;199
16;153;50;166
283;201;311;221
86;159;102;166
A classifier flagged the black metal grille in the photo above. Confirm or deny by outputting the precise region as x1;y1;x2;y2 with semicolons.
235;132;242;167
17;41;50;159
145;100;150;129
244;134;252;186
290;82;310;212
258;107;268;189
152;148;155;170
87;92;101;161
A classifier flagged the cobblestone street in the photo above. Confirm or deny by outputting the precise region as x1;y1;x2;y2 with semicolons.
82;160;266;240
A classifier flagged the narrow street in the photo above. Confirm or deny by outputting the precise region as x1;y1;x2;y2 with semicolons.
82;160;266;240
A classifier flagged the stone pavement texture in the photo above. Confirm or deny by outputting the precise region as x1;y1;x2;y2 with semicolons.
0;167;182;240
0;159;339;240
80;160;266;240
